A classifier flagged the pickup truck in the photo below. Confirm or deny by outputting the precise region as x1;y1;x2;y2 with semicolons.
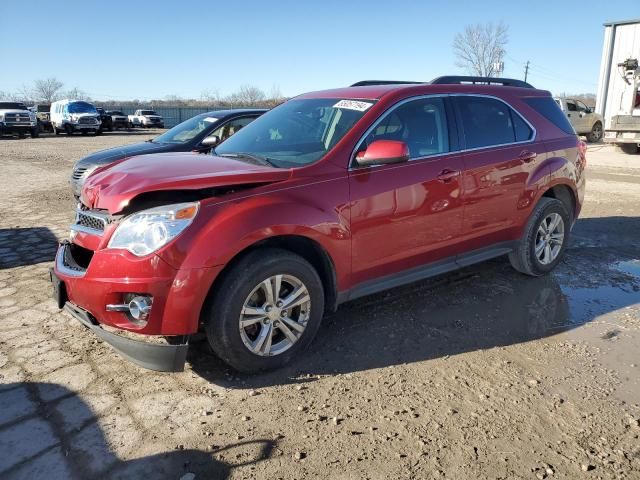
554;97;603;143
0;102;38;138
128;109;164;128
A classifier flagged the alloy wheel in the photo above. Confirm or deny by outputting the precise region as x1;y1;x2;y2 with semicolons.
535;213;565;265
239;274;311;356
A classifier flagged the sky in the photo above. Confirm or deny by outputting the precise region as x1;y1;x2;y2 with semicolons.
1;0;637;101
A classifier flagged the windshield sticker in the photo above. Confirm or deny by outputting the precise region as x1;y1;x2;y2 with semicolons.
203;117;218;123
333;100;373;112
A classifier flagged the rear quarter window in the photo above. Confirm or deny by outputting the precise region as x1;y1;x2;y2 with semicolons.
524;97;576;135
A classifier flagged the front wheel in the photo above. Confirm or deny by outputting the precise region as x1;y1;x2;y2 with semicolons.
31;126;39;138
620;144;639;154
509;197;571;276
587;121;603;143
204;248;325;372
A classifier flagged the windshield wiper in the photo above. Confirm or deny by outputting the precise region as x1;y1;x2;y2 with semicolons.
219;152;278;168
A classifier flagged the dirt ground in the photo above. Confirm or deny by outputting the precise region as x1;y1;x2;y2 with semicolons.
0;131;638;480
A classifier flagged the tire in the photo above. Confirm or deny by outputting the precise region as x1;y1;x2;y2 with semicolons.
204;248;325;373
586;121;603;143
109;126;113;132
18;132;26;139
53;124;60;135
620;144;639;154
95;129;102;136
65;124;73;136
508;197;571;276
31;126;39;138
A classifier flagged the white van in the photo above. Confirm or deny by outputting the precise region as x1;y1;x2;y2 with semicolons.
50;99;101;135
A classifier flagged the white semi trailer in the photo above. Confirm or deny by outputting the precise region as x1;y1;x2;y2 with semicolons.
596;19;640;154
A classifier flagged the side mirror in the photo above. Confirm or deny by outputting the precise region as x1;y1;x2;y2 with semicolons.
356;140;410;167
201;135;220;147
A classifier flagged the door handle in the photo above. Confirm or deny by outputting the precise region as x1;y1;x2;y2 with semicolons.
519;150;537;163
437;169;461;182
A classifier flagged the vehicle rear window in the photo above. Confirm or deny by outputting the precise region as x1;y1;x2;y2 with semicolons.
455;97;518;149
524;97;575;135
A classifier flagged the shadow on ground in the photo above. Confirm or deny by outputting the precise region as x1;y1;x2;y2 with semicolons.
0;228;58;269
190;216;640;388
0;382;276;479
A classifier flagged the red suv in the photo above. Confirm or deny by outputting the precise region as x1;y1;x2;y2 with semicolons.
51;77;586;372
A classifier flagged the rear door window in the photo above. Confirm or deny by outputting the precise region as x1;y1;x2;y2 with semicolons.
454;96;520;149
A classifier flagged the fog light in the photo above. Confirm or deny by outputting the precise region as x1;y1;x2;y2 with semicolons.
128;296;152;321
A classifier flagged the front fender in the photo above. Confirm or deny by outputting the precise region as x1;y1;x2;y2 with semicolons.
159;178;351;289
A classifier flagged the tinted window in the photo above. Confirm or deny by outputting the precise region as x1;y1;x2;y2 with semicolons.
566;100;577;112
524;97;576;135
360;97;449;159
511;110;533;142
456;97;515;148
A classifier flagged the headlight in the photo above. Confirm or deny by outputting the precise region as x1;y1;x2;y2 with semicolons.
108;202;199;256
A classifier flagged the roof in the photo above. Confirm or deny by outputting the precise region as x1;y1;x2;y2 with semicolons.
603;18;640;27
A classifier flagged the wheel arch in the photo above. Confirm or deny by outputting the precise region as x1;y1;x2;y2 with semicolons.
541;184;576;221
200;234;339;327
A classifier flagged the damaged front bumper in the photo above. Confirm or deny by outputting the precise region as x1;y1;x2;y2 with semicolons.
63;301;189;372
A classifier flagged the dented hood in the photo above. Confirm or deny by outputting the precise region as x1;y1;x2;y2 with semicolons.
81;152;291;213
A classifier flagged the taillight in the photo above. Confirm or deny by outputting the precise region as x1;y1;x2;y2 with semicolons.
578;140;587;168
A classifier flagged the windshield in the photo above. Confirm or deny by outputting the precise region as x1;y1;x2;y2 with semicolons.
66;102;97;114
0;102;28;110
215;98;373;168
153;114;218;144
141;110;157;115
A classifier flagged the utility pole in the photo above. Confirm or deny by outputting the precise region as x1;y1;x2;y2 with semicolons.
524;61;530;82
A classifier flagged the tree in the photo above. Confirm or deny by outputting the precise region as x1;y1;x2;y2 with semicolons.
33;77;64;103
228;85;266;106
65;87;91;101
453;22;508;77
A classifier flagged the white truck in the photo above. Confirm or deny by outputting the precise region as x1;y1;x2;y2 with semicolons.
554;97;604;143
128;109;165;128
603;58;640;154
0;102;38;138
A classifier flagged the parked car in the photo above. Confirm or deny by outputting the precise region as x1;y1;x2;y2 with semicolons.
50;99;101;136
105;110;129;131
30;104;52;133
129;109;164;128
52;77;586;373
0;102;38;138
554;97;603;143
70;109;266;197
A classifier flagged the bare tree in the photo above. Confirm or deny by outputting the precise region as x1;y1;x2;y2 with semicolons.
15;84;34;104
453;22;508;77
201;88;222;103
228;85;266;106
33;77;64;103
65;87;91;101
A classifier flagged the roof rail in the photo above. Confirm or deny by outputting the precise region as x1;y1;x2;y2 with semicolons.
430;76;534;88
350;80;424;87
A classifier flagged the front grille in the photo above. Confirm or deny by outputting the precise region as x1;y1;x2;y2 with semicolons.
5;113;30;122
78;117;98;125
73;207;114;234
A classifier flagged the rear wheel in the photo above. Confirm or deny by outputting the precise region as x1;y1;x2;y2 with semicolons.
509;198;570;276
587;121;603;143
204;248;325;372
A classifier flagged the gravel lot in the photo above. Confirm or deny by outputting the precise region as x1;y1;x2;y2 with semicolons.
0;132;639;479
